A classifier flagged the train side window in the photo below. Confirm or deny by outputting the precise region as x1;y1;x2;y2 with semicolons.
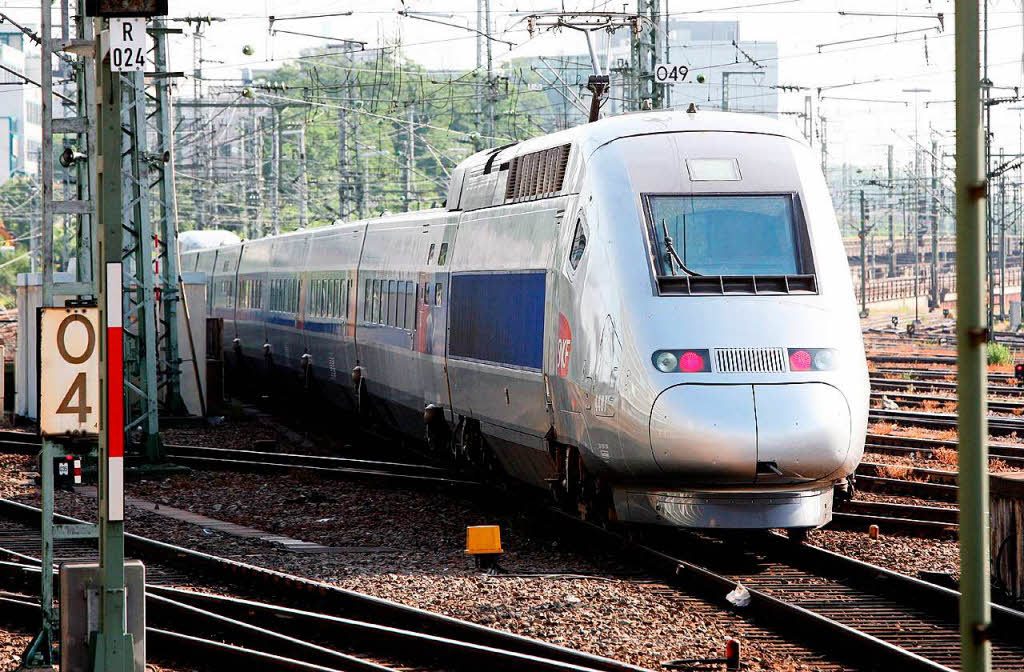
426;243;436;265
396;282;403;329
569;218;587;270
387;280;395;326
372;279;381;323
364;280;371;321
437;242;448;265
405;281;415;330
434;282;443;306
330;279;339;317
347;280;352;318
423;282;429;305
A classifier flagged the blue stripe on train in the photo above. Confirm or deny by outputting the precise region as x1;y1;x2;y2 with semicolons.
267;314;296;327
304;320;342;334
449;271;545;370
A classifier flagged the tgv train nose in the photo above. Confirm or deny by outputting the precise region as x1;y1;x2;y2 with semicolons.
650;383;851;484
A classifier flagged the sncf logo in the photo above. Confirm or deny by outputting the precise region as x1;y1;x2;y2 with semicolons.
557;313;572;377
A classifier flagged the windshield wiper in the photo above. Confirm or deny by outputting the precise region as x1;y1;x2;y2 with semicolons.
660;218;701;277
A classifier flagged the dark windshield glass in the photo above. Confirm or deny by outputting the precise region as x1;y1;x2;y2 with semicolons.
648;195;803;276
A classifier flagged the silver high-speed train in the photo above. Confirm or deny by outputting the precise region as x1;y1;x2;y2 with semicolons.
182;111;869;532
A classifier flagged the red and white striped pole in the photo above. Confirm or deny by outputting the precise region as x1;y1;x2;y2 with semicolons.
106;262;124;522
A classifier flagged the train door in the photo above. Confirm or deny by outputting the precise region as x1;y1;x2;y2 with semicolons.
418;220;457;419
549;208;589;448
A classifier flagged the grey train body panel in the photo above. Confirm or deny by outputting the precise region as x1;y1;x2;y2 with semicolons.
180;111;869;530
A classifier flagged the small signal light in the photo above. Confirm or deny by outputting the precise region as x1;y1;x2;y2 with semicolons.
789;349;812;371
679;351;705;373
725;637;741;670
1015;362;1024;383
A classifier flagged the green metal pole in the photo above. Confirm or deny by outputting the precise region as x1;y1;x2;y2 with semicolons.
93;19;133;672
860;190;868;317
955;2;992;671
35;439;56;664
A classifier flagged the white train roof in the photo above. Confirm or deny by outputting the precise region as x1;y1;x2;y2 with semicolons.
447;110;806;212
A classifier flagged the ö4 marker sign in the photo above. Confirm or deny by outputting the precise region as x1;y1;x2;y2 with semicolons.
40;307;100;437
109;17;146;72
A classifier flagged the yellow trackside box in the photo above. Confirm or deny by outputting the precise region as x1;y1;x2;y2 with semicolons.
465;525;503;555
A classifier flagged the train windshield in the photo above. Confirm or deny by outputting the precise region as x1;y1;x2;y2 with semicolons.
647;195;805;277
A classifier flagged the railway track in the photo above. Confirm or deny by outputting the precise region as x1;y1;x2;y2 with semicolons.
163;444;481;488
854;461;961;503
865;432;1024;462
868;408;1024;436
872;367;1015;383
0;498;649;672
870;377;1024;398
553;510;1024;672
870;390;1024;413
831;499;958;535
0;430;43;455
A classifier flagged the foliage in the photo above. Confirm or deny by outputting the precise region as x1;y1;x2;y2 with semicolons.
987;342;1012;366
0;176;40;307
176;49;555;237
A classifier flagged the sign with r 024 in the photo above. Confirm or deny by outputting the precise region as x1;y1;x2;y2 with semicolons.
109;17;146;72
654;64;690;84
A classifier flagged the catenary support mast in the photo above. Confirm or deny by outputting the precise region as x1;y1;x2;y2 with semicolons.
954;2;992;670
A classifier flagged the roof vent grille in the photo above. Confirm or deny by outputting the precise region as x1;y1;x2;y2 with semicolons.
714;347;787;373
504;144;571;202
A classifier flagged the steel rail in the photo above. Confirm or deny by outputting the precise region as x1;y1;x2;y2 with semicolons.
865;432;1024;461
163;451;481;487
147;588;633;672
0;594;406;672
545;509;1024;672
0;562;609;671
869;408;1024;435
870;377;1024;397
0;498;648;672
831;499;958;535
872;367;1014;382
164;444;447;474
870;390;1024;413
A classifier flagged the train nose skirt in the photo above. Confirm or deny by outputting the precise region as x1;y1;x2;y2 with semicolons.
649;382;852;484
615;485;834;529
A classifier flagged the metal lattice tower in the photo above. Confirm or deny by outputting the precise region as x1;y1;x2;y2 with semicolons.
631;0;661;110
120;69;162;460
149;19;185;414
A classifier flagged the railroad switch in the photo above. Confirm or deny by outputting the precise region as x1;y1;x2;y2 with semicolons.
466;525;503;570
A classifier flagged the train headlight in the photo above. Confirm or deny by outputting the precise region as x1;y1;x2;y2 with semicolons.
788;348;838;371
651;349;711;373
654;351;678;373
812;349;837;370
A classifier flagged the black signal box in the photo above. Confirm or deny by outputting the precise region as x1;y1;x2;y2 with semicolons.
85;0;167;17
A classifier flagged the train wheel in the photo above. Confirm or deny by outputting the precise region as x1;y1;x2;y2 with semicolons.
425;411;452;457
788;528;809;544
563;447;581;507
